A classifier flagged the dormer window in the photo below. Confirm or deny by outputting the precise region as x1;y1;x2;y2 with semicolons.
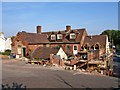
51;34;56;40
57;34;62;39
70;33;76;39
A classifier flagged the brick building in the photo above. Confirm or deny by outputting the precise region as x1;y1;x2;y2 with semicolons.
11;25;109;60
12;25;87;58
78;35;109;61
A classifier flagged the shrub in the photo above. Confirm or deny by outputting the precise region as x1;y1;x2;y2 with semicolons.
2;82;26;90
34;58;40;61
1;49;11;56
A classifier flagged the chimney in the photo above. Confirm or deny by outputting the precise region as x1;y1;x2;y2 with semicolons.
36;26;42;34
66;25;71;32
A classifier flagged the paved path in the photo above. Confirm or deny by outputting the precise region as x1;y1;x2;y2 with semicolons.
2;59;119;88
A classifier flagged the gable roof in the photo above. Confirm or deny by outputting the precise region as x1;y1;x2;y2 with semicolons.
83;35;107;48
56;47;68;59
31;47;59;59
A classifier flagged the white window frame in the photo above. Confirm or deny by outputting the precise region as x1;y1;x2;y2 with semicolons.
74;45;78;50
57;34;62;39
73;45;78;55
70;33;76;39
51;34;56;40
18;47;21;54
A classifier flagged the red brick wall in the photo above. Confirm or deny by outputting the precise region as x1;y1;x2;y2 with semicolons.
50;54;60;65
50;54;65;66
87;48;106;60
99;48;106;56
87;50;99;60
28;44;43;52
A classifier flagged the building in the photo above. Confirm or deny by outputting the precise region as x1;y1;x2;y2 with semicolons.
31;47;59;59
11;25;109;61
31;47;67;60
0;32;6;52
12;25;88;58
5;37;12;50
31;47;67;66
79;35;109;60
0;32;12;52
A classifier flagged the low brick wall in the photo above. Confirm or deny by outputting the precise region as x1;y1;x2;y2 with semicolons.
0;55;9;59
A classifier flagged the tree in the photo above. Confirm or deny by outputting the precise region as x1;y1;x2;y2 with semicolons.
101;30;120;53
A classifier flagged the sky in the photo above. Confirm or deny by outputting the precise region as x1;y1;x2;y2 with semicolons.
1;2;118;37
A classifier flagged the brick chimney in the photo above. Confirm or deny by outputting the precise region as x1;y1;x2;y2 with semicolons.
66;25;71;32
36;26;42;34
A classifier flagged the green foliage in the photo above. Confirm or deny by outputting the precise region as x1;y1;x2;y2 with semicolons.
101;30;120;53
1;49;11;56
2;82;26;89
101;30;120;44
34;58;40;61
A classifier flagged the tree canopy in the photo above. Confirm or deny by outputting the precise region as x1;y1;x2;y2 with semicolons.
101;30;120;53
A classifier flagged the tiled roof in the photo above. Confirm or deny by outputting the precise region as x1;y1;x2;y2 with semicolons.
31;47;59;59
17;32;49;44
42;28;87;43
14;28;87;44
83;35;107;48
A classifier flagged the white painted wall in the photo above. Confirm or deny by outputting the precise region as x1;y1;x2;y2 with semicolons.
57;47;68;59
0;32;6;52
5;37;12;50
106;36;110;54
0;32;12;52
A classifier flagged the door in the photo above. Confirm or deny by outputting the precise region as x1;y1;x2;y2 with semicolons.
22;48;26;57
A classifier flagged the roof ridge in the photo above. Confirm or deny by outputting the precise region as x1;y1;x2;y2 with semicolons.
42;28;86;33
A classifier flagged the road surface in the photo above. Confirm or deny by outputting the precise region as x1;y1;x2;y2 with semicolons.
2;59;119;88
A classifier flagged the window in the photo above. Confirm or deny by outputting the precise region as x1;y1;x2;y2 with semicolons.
43;44;46;47
70;33;76;39
66;45;70;50
74;46;77;50
51;35;56;40
84;44;90;50
57;34;62;39
73;45;78;55
95;44;100;50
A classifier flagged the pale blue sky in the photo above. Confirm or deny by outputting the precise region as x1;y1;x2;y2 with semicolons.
2;2;118;37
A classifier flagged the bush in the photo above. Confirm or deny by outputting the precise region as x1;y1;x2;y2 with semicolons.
2;82;27;90
34;58;40;61
1;49;11;56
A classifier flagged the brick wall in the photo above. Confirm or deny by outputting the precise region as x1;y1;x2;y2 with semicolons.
50;54;65;66
87;50;99;60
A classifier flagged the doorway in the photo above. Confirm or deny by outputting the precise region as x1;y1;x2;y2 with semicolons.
22;48;26;57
